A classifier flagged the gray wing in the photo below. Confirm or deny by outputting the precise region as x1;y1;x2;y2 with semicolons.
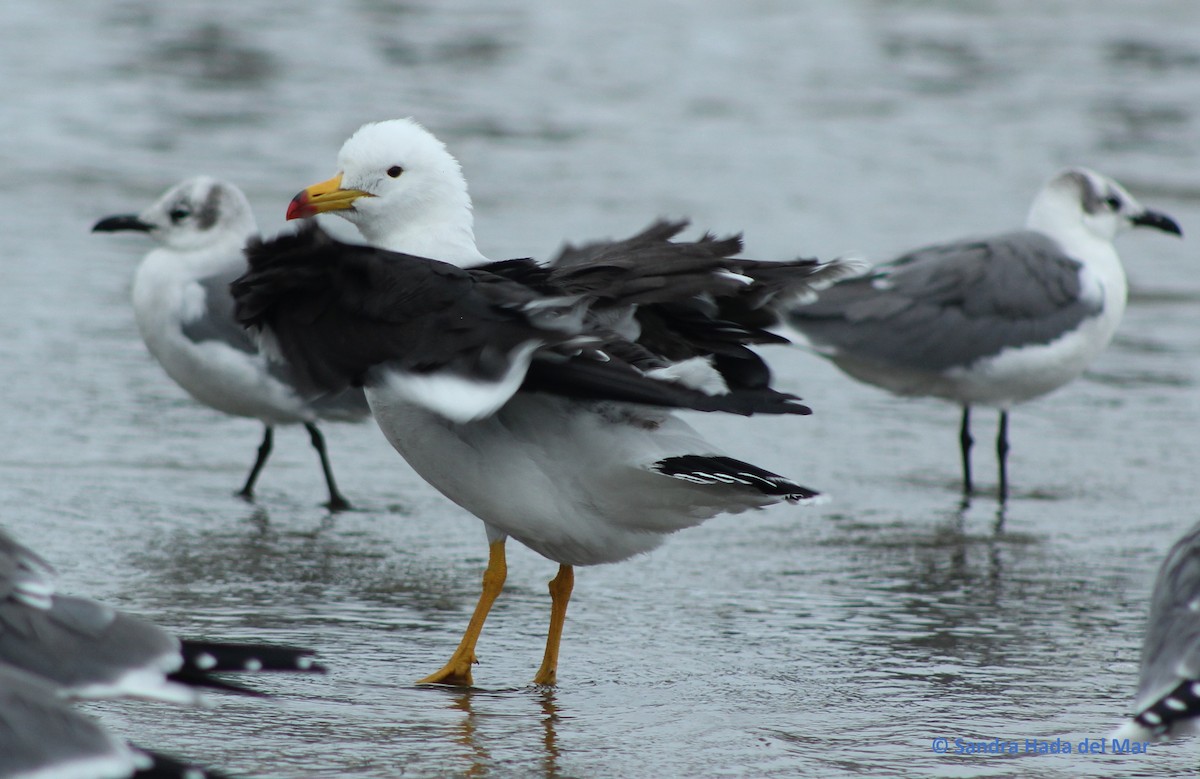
0;662;135;778
788;231;1101;371
181;267;258;355
307;385;371;421
188;267;370;416
1134;521;1200;712
0;593;180;696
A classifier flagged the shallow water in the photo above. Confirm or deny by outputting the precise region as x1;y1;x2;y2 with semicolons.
3;1;1200;777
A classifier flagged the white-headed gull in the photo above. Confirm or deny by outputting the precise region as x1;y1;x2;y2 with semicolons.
231;117;859;686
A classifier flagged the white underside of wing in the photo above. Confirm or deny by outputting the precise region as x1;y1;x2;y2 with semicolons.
134;257;315;424
647;356;729;396
70;665;200;705
819;292;1121;409
367;391;804;566
12;751;138;779
939;308;1117;406
371;341;540;423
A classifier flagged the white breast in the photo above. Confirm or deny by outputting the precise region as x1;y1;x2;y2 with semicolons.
366;389;783;566
131;250;312;424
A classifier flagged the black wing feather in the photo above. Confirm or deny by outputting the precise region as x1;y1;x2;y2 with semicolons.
233;223;815;417
234;224;557;391
547;220;838;388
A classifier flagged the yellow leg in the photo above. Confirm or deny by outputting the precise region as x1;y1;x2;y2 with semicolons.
419;540;507;686
533;564;574;686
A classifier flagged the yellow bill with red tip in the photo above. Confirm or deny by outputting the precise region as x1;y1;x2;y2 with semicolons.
286;173;375;220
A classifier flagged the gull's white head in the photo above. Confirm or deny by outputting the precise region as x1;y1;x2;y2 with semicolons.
92;176;257;253
1027;167;1181;244
287;118;485;264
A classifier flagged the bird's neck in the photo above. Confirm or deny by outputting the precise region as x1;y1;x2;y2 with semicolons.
169;232;255;278
1027;202;1120;274
359;199;490;268
1027;203;1127;320
1025;190;1079;238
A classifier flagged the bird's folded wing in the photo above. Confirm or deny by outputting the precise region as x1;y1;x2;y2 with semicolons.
181;266;260;354
789;231;1101;371
0;594;184;699
233;224;581;408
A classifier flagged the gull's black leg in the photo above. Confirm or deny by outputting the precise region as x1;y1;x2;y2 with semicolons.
238;425;274;500
959;406;974;496
305;423;351;512
996;410;1010;504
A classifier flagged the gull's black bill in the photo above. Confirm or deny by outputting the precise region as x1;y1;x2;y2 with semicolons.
1131;209;1183;237
92;214;154;233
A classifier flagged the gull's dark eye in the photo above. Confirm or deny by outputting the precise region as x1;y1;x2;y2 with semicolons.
169;207;191;223
1104;195;1122;211
387;165;404;178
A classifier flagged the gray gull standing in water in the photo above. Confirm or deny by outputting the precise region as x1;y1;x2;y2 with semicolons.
786;168;1181;501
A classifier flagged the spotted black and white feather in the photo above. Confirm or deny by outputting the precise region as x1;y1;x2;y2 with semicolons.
651;455;820;502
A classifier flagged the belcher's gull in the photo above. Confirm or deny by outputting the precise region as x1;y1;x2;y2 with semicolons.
92;177;369;510
0;527;325;703
787;168;1181;501
1114;520;1200;742
233;119;858;686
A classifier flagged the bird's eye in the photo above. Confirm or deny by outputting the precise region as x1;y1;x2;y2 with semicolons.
169;207;191;223
387;165;404;178
1104;195;1122;210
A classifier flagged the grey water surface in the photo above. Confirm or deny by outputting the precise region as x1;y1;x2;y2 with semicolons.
3;1;1200;777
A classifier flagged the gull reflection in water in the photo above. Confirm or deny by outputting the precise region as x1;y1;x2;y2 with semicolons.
442;687;567;779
